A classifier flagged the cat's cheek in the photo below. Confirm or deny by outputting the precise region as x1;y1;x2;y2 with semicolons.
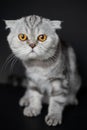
45;37;57;47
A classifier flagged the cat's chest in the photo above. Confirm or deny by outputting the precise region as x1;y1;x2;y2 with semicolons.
26;67;49;78
26;62;64;80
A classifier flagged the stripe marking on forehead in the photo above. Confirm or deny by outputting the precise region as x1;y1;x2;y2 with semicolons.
25;15;42;28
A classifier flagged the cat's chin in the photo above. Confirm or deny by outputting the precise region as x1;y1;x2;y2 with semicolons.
28;51;38;59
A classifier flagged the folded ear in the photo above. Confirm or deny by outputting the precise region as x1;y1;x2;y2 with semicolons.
4;18;24;29
51;20;63;30
4;20;16;29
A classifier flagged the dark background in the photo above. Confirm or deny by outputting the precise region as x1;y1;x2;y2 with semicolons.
0;0;87;130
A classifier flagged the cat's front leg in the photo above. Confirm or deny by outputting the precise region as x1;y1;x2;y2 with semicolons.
19;80;43;117
45;96;66;126
45;79;68;126
19;80;37;107
23;89;43;117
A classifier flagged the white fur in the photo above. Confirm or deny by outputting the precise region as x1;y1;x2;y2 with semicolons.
5;15;81;126
5;16;61;61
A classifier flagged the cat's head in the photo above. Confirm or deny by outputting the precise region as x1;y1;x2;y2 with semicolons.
5;15;62;61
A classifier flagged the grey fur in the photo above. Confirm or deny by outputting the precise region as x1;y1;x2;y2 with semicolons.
5;15;81;126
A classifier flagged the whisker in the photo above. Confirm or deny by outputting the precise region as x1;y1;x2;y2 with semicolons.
38;45;57;64
10;57;18;73
1;53;15;73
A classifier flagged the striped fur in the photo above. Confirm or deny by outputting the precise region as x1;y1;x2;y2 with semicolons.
5;15;81;126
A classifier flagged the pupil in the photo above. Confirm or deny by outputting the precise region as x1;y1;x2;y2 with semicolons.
41;35;44;39
22;35;25;38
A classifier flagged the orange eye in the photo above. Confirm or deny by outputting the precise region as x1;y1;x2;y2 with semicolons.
18;34;28;41
38;34;47;42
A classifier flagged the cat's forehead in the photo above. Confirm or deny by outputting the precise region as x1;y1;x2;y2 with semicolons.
25;16;52;31
5;15;62;33
18;15;54;34
25;15;42;28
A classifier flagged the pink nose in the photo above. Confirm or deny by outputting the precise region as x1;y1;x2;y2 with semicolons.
29;43;36;48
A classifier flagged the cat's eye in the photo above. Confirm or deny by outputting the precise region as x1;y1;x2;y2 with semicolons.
18;34;28;41
38;34;47;42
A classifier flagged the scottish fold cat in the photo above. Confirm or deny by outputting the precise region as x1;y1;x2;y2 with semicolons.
5;15;81;126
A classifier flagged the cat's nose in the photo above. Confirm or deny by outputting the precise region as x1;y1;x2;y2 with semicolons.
29;43;36;48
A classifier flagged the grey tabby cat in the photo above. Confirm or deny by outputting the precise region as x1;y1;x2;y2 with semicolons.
5;15;81;126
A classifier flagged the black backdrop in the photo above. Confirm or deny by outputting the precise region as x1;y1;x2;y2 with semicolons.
0;0;87;130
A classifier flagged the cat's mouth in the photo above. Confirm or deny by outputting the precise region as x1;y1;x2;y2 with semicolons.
31;49;35;53
28;49;37;57
29;49;36;54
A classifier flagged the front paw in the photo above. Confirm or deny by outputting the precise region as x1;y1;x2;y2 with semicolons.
23;106;41;117
19;96;29;107
45;113;62;126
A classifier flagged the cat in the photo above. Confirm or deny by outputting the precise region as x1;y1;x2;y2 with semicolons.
5;15;81;126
